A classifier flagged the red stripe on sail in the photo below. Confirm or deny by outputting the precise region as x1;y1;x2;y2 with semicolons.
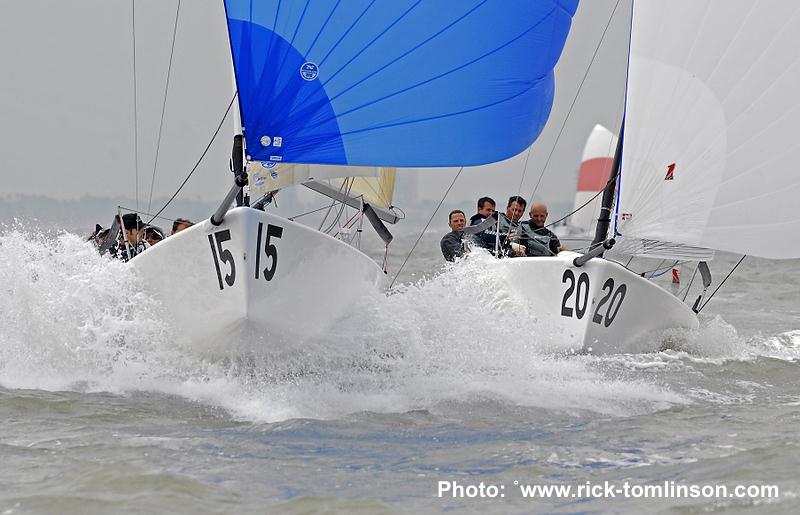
577;157;613;191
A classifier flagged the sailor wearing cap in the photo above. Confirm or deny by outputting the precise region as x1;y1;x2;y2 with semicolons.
143;225;166;246
111;213;150;261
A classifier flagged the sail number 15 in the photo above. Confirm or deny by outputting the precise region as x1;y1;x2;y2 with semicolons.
208;223;284;290
561;270;627;327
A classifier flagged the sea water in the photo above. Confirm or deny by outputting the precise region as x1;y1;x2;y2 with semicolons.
0;226;799;513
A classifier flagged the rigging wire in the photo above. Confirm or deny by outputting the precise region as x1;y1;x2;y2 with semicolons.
390;168;463;289
146;92;236;225
323;178;355;234
698;255;747;312
542;183;606;229
118;206;177;225
681;263;700;301
147;0;182;214
290;204;338;220
290;198;405;222
513;144;535;199
525;0;624;204
625;254;635;267
318;178;350;231
131;0;140;211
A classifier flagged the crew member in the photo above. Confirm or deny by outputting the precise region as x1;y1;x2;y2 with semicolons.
520;202;565;256
441;210;468;262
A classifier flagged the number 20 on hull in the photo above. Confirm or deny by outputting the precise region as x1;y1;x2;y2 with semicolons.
561;269;626;328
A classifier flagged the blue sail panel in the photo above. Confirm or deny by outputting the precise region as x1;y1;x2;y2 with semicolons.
224;0;578;167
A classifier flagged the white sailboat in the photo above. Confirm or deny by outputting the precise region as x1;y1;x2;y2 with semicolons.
487;0;800;353
127;0;580;354
129;0;800;356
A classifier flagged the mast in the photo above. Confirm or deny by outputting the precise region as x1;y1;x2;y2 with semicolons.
590;121;624;252
210;67;247;226
231;62;247;207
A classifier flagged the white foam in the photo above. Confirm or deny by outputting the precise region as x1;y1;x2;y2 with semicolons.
0;231;692;422
661;315;800;363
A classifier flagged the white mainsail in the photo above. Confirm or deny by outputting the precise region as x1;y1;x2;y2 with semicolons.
616;0;800;260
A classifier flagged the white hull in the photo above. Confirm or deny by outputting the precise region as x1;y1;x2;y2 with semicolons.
493;252;698;353
130;207;386;355
130;211;695;356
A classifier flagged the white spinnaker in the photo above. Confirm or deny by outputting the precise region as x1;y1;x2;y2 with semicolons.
617;0;800;259
248;163;396;209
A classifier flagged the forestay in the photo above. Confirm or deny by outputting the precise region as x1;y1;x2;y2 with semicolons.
224;0;578;167
615;0;800;260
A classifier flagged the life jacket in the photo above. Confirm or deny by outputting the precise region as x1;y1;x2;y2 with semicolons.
520;223;553;257
111;240;150;262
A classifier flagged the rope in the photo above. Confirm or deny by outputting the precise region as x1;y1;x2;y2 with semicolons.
641;260;680;279
146;92;236;225
334;209;361;240
698;256;747;312
318;178;349;230
390;168;463;288
381;244;389;274
526;0;624;204
147;0;182;213
321;178;354;233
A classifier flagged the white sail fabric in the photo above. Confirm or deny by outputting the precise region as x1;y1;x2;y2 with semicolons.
617;0;800;259
248;162;396;209
571;124;617;235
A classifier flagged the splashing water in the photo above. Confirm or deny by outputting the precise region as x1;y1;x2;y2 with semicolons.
0;228;177;390
1;230;798;423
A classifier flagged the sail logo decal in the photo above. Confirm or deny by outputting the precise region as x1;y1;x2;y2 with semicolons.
621;213;632;221
259;135;283;147
253;172;266;188
300;62;319;81
260;161;277;169
665;163;676;180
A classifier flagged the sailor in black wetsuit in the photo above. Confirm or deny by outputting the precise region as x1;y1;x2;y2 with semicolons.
469;196;527;257
440;210;468;262
499;196;528;257
469;196;496;226
520;203;564;256
469;196;499;251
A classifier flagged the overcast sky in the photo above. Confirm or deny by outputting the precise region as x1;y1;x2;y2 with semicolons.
0;0;631;219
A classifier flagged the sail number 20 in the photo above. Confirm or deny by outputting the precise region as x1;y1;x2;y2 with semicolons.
208;223;284;290
561;270;627;327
